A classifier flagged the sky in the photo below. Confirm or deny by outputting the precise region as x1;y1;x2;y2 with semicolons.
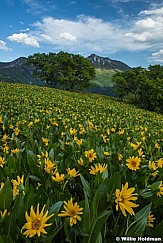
1;0;163;67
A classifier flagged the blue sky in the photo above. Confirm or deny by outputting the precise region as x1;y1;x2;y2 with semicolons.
1;0;163;67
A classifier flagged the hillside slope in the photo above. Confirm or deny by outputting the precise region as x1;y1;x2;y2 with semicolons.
0;57;45;86
0;54;129;96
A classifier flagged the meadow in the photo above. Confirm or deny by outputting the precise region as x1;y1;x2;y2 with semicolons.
0;82;163;242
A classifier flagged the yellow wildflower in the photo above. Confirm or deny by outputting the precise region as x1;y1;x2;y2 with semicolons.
79;127;85;135
44;158;56;174
77;158;84;165
11;148;20;154
11;175;24;197
138;148;145;157
118;153;123;161
0;209;10;219
115;182;139;217
9;124;14;129
111;128;115;132
2;134;8;142
157;158;163;168
0;182;4;190
42;137;49;146
67;168;80;177
101;134;108;143
147;212;155;227
126;156;141;171
58;198;83;226
3;145;9;154
84;149;97;163
89;163;107;175
0;156;5;168
157;181;163;197
14;127;19;136
155;143;160;149
104;151;110;156
118;129;124;135
130;142;141;150
21;204;54;238
52;172;65;182
148;161;158;171
88;121;94;129
34;118;40;123
28;121;33;128
70;128;77;135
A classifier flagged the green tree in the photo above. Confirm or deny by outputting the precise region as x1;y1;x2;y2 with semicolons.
113;65;163;113
25;51;96;90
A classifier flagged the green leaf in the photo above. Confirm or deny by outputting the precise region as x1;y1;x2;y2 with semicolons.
150;220;163;238
106;172;121;201
12;194;26;225
125;203;152;237
153;196;163;207
1;211;16;241
82;210;112;243
92;172;121;215
151;181;161;191
0;236;4;243
80;175;93;199
0;235;14;243
82;194;91;235
24;184;35;211
139;188;153;198
49;148;55;161
27;150;41;178
0;178;13;211
44;225;63;242
49;201;63;215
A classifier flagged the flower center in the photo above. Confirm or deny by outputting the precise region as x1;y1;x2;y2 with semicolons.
117;196;124;203
131;160;137;167
31;219;41;230
69;210;76;217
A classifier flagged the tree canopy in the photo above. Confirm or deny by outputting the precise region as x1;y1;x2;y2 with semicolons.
113;65;163;113
25;51;96;91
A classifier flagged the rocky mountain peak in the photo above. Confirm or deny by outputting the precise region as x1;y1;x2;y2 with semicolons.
87;53;131;71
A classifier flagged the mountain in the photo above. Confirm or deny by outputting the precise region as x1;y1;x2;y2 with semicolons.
0;57;45;86
0;54;130;97
87;54;131;70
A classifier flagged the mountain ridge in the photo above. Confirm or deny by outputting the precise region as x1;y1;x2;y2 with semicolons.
87;54;131;70
0;54;131;95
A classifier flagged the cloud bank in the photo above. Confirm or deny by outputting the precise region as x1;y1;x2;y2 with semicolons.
0;40;9;51
6;5;163;62
8;33;39;47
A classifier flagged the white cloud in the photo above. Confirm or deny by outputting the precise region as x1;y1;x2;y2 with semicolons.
135;18;155;28
151;49;163;62
6;5;163;60
124;32;152;42
152;49;163;57
59;32;77;42
139;7;163;16
32;16;147;54
8;33;39;47
0;40;9;51
124;7;163;49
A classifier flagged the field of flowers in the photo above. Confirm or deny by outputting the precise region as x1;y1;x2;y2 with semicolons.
0;82;163;242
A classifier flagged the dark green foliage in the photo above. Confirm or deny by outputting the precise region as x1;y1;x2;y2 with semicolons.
113;65;163;113
25;51;96;90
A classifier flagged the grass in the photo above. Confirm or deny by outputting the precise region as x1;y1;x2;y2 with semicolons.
91;68;116;87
